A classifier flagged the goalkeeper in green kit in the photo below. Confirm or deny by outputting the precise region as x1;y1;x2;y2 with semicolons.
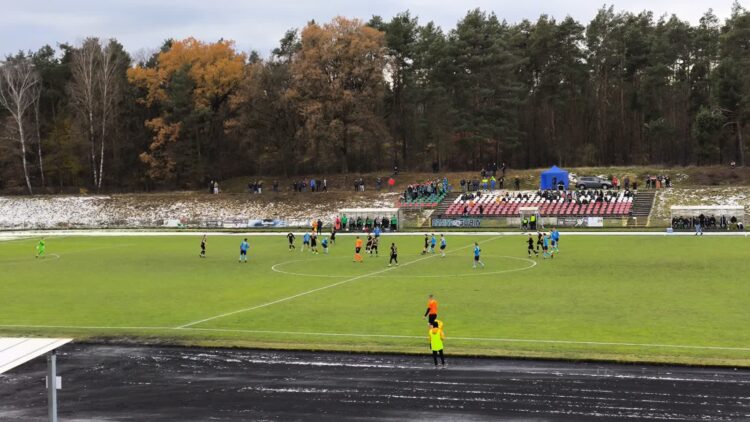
36;238;46;258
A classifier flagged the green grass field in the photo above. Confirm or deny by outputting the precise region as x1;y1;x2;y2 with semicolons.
2;233;749;366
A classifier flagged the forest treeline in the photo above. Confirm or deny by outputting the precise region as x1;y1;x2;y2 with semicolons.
1;5;750;193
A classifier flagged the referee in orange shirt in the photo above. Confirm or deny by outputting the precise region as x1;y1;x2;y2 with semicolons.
423;294;438;325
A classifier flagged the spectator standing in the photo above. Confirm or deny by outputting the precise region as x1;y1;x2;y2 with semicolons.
696;214;705;236
388;177;395;191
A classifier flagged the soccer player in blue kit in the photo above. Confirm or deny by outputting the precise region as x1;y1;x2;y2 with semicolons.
472;242;484;269
239;238;249;263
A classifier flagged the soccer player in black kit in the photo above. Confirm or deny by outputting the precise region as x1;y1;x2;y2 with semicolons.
527;234;538;257
536;232;544;253
287;232;296;250
389;243;398;266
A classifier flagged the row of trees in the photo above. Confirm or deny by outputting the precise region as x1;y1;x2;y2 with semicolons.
2;5;750;193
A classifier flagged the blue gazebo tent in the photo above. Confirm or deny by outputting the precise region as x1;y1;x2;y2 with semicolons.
540;166;569;190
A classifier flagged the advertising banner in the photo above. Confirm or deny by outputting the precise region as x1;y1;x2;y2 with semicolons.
431;218;482;228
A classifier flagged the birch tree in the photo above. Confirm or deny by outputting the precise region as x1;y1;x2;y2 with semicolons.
70;38;100;187
0;57;41;194
69;38;127;190
96;40;125;189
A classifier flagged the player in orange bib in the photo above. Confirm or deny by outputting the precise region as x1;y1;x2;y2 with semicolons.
354;236;364;263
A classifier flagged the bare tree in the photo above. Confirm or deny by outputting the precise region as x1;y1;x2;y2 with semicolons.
0;58;41;194
69;38;125;190
34;97;44;187
70;38;100;188
96;41;123;189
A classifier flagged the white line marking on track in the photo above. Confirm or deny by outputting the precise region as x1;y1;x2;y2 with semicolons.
1;323;749;352
176;237;502;329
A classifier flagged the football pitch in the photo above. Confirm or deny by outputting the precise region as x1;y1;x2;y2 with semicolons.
1;233;749;366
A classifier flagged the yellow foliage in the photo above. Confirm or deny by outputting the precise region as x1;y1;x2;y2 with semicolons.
127;38;245;181
127;37;246;110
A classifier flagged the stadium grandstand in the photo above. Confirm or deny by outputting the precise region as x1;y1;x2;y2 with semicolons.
398;179;449;208
442;189;634;217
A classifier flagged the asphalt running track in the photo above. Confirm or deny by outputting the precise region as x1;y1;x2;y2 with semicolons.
1;345;748;421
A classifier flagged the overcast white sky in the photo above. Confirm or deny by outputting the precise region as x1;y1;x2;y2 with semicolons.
0;1;741;58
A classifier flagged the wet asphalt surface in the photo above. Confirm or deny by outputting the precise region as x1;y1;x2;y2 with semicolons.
0;344;749;421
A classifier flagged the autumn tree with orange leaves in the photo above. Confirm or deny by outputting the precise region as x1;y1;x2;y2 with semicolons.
128;38;245;184
288;17;389;173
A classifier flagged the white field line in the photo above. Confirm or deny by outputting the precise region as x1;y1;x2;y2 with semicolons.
0;243;134;265
1;324;749;352
270;255;537;279
176;237;501;329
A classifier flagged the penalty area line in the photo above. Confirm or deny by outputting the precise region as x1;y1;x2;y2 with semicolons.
176;236;502;329
1;324;749;352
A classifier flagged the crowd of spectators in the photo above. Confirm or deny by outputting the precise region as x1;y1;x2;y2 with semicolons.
485;189;635;205
456;161;511;193
247;180;263;193
402;178;449;202
645;174;671;189
672;214;744;231
227;175;400;194
459;176;506;192
292;179;328;192
550;189;634;204
337;214;398;231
